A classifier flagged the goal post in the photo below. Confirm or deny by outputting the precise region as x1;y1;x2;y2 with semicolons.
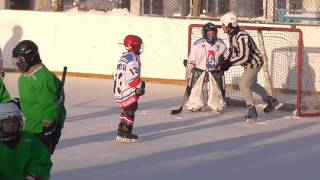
257;29;273;96
188;24;320;117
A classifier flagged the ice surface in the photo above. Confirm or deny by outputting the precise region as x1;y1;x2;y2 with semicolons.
4;73;320;180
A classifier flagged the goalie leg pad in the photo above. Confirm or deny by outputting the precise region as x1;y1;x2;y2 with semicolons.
186;71;206;111
207;73;226;112
210;71;225;99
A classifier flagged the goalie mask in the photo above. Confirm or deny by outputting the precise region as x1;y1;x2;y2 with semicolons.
202;22;218;45
0;103;23;142
123;35;144;55
12;40;42;73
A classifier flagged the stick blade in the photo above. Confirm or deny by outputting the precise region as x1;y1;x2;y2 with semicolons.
171;107;183;115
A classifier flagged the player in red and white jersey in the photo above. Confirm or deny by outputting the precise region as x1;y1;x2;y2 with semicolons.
113;35;145;143
186;22;229;113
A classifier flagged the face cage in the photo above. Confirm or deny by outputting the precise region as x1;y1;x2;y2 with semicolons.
204;30;217;44
0;117;23;142
12;56;29;72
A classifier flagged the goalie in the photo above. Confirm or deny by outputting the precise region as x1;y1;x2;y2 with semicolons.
186;22;228;113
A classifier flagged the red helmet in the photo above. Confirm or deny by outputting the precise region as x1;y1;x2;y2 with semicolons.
123;35;143;54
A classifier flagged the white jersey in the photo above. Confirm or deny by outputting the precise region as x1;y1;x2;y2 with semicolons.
113;52;142;108
188;38;228;71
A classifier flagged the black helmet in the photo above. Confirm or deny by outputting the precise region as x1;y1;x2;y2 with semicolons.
12;40;42;72
202;22;218;44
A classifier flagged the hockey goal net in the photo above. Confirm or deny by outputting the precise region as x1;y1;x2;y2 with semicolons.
188;24;320;117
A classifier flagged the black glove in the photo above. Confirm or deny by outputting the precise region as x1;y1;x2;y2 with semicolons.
25;175;42;180
37;122;59;153
37;122;61;155
10;98;21;110
135;81;145;96
0;69;5;79
38;122;58;145
183;59;188;67
42;122;58;136
220;60;232;71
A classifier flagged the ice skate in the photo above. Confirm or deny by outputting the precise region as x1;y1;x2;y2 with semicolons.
190;108;201;112
245;105;258;123
116;123;138;143
212;107;223;114
263;96;283;113
116;133;138;143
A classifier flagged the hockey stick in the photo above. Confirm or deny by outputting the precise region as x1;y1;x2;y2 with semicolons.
171;85;191;115
171;59;191;115
61;66;67;88
257;30;273;96
59;66;67;103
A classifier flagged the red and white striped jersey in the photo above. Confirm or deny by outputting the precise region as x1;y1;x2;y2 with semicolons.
113;52;142;108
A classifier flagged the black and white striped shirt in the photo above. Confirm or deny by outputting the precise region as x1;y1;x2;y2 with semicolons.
229;29;264;68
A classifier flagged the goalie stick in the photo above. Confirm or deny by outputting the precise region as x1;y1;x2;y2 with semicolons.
171;59;192;115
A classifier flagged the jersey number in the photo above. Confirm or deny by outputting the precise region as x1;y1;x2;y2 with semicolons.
113;72;123;94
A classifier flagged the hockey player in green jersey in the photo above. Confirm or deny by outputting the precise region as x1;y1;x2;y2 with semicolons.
0;78;11;103
12;40;66;155
0;102;52;180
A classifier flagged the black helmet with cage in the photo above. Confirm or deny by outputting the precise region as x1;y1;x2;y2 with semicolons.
202;22;218;44
12;40;42;72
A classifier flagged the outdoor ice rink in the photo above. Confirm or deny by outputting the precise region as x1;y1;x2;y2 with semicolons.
4;72;320;180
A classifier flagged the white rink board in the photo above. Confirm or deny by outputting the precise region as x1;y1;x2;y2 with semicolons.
0;10;319;90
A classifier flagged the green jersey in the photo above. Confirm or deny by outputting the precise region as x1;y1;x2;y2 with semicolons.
0;132;52;180
0;79;11;103
18;66;66;133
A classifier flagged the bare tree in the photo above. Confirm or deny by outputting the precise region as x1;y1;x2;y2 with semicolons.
191;0;201;16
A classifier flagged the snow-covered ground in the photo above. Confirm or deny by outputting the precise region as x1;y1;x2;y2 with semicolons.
4;72;320;180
